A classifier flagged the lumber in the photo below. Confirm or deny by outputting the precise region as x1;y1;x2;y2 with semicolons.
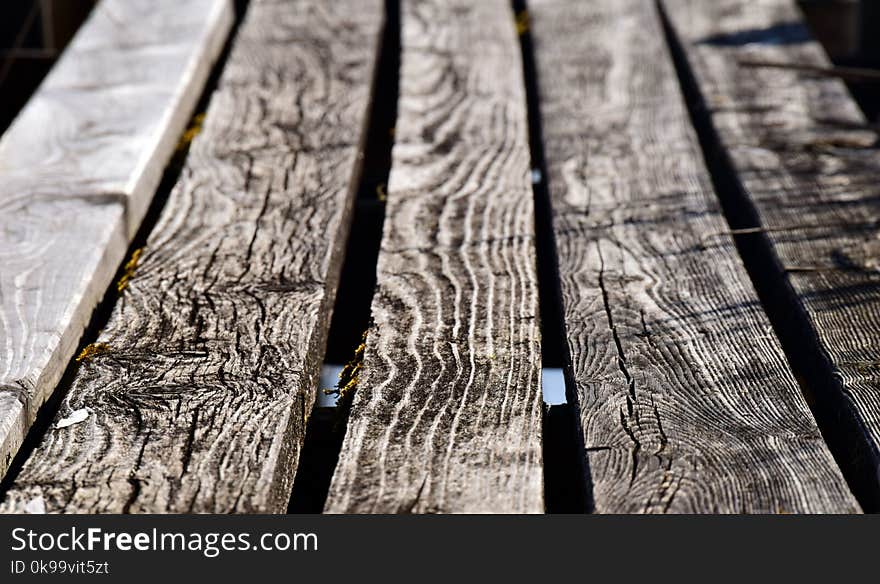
0;0;232;482
530;0;859;512
325;0;543;513
1;0;383;513
663;0;880;504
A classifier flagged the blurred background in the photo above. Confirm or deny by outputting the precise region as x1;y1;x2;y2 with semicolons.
0;0;877;133
799;0;880;120
0;0;96;131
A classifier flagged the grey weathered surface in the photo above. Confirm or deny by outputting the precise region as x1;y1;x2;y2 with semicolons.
0;0;232;482
531;0;859;512
1;0;383;513
325;0;543;513
663;0;880;501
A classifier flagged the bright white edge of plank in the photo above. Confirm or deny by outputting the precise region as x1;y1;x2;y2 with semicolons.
0;0;234;481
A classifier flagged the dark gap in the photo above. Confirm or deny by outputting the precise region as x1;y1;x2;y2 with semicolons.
0;0;251;501
287;0;400;514
657;0;880;512
512;0;592;514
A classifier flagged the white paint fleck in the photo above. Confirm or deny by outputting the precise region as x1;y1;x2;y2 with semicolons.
25;495;46;514
56;407;90;429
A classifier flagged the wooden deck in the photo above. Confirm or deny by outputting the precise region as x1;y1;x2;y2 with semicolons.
1;0;879;513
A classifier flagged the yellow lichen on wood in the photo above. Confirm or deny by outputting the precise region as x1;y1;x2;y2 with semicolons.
76;343;110;363
515;10;529;35
324;331;368;409
176;112;206;151
337;359;363;403
116;247;144;292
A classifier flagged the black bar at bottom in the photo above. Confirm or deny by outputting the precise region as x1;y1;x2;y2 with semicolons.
0;514;874;581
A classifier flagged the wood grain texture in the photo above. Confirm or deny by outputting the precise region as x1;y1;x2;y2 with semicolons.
324;0;543;513
0;0;383;513
531;0;858;512
0;0;232;482
662;0;880;498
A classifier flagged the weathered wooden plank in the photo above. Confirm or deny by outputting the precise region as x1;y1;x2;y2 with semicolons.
0;0;234;235
530;0;858;512
0;0;232;481
324;0;543;513
0;0;383;513
662;0;880;504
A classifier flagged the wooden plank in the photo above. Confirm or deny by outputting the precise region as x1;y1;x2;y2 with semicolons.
0;0;232;481
530;0;859;512
0;0;383;513
662;0;880;503
324;0;543;513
